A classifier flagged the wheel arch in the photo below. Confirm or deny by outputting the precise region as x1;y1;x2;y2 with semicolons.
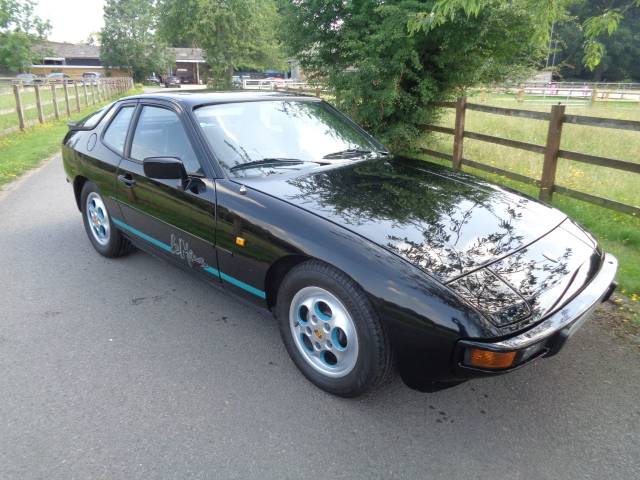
264;254;312;310
73;175;89;211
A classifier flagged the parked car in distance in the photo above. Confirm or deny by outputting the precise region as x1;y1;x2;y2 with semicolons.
47;72;72;83
145;74;161;85
61;92;618;397
82;72;102;84
164;75;181;88
231;75;243;89
263;76;287;88
12;73;44;85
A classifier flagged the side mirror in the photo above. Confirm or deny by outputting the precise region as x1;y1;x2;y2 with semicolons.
143;156;187;180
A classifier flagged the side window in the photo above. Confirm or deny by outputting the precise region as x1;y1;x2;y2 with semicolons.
130;106;202;176
102;106;134;154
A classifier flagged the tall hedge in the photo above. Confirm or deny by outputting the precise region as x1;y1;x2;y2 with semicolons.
280;0;557;150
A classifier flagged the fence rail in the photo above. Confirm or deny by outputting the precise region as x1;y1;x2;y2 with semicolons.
0;77;134;137
422;97;640;216
483;82;640;105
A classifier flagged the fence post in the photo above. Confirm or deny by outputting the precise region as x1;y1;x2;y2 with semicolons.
63;82;71;117
539;103;565;202
34;84;44;123
82;81;88;106
90;82;96;104
73;82;81;112
51;83;60;120
452;96;467;170
590;88;598;105
517;86;525;103
13;84;25;130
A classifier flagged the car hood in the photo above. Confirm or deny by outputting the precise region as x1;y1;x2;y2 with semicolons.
242;156;568;283
243;157;566;276
243;157;604;330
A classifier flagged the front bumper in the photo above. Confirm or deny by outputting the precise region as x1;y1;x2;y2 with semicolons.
455;253;618;375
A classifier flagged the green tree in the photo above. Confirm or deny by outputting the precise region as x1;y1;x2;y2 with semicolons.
554;0;640;80
157;0;200;47
579;0;639;70
0;0;50;73
408;0;640;71
281;0;566;150
157;0;284;88
100;0;173;81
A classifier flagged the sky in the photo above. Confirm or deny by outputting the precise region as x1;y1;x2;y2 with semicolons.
34;0;105;44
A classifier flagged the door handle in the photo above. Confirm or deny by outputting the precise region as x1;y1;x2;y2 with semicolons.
117;174;136;187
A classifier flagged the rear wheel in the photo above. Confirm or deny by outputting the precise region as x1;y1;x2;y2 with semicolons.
80;181;134;258
276;261;393;397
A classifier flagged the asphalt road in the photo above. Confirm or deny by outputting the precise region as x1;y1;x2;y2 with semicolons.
1;155;638;479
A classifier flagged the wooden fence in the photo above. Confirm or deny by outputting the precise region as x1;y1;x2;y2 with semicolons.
272;83;331;97
421;97;640;216
0;77;134;137
488;84;640;104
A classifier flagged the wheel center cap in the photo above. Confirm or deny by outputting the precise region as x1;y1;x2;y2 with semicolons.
313;329;323;340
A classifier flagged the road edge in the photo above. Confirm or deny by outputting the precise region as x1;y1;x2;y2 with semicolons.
0;153;60;202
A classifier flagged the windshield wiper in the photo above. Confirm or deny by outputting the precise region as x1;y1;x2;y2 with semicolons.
322;148;388;159
229;158;305;172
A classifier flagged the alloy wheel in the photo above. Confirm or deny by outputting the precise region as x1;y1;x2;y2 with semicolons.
289;286;359;378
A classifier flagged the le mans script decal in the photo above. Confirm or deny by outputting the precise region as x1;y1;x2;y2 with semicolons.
170;234;207;269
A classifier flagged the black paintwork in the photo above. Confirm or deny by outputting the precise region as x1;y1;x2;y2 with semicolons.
62;91;615;385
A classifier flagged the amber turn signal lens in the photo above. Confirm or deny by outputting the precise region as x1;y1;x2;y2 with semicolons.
468;348;517;369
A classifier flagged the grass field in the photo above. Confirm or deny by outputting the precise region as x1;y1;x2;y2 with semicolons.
418;92;640;308
0;86;142;186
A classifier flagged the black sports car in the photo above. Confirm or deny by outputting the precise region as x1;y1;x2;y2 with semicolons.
62;92;618;397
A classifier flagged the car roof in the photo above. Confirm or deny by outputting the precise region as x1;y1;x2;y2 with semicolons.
124;90;321;108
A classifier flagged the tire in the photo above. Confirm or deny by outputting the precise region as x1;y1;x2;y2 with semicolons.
80;181;134;258
276;260;393;397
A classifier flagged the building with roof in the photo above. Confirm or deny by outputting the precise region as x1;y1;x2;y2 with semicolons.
30;41;207;83
170;47;206;84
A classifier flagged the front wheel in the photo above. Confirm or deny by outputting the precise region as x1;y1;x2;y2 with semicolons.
276;261;393;397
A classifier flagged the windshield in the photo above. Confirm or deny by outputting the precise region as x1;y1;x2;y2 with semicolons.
193;100;384;176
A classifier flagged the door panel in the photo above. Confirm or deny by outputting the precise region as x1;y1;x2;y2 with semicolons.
113;104;219;283
213;179;295;305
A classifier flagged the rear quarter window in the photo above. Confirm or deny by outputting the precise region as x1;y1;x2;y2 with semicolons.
102;106;135;154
